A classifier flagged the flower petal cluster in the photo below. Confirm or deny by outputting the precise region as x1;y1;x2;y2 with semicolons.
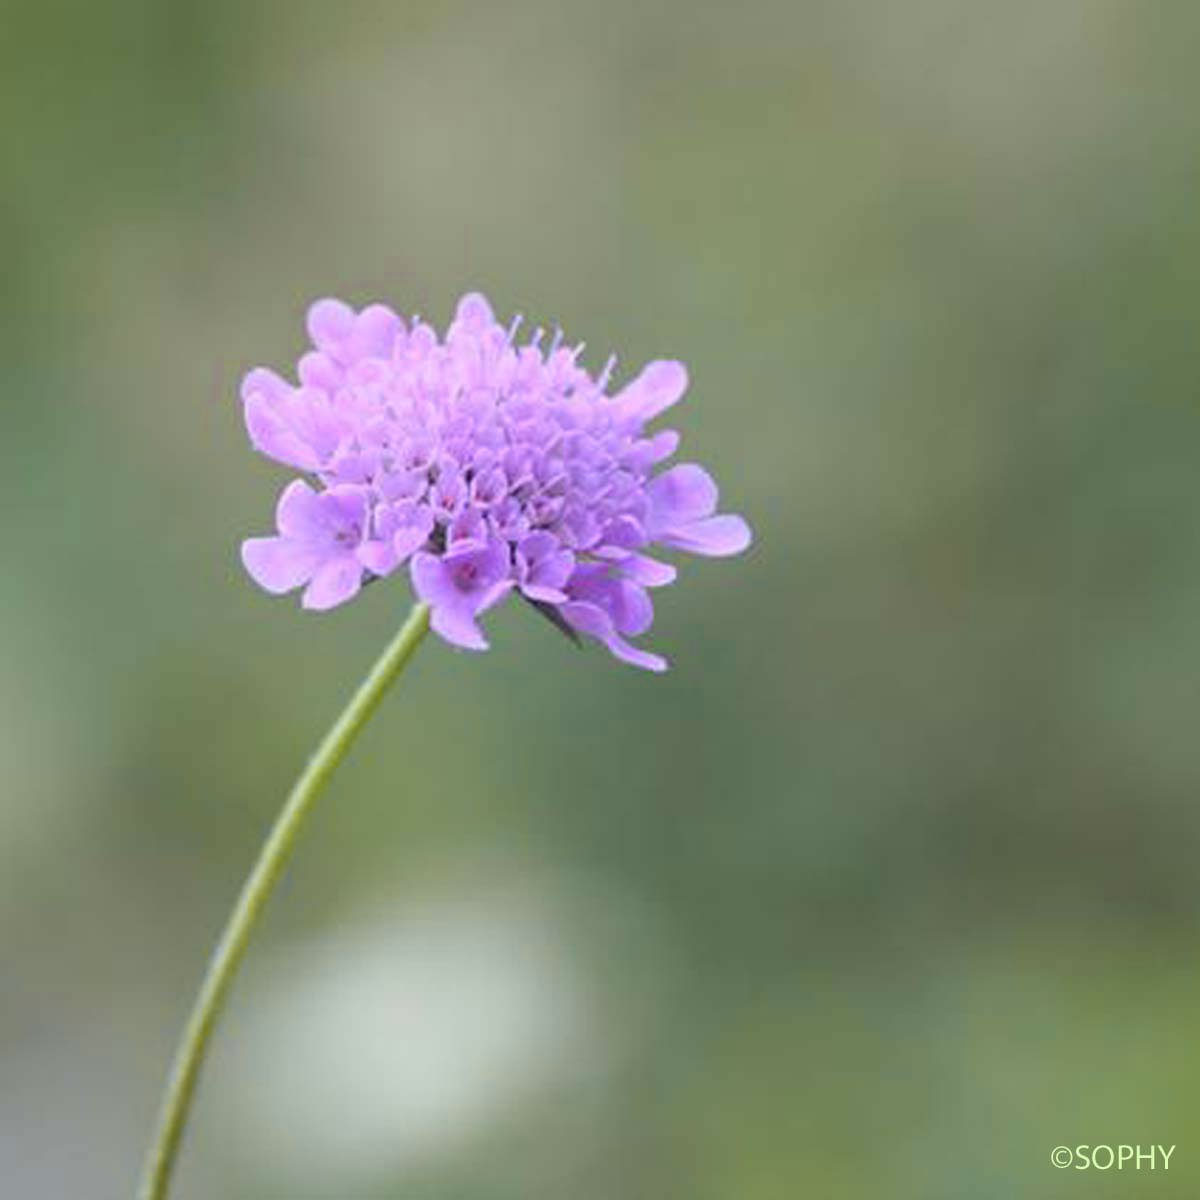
240;293;751;671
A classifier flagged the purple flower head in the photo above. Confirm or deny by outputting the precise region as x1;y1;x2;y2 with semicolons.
239;293;752;671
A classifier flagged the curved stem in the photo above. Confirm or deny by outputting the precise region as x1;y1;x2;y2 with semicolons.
136;601;432;1200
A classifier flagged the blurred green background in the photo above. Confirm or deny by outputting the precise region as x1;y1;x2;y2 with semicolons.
4;1;1200;1196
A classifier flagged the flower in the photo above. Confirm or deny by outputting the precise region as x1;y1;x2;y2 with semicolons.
242;480;370;611
240;293;751;671
411;539;513;650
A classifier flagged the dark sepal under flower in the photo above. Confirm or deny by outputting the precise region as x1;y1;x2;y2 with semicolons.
240;293;752;671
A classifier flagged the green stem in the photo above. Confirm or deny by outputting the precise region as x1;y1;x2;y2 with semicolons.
136;601;432;1200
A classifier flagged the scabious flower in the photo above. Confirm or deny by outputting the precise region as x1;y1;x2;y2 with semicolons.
240;293;751;671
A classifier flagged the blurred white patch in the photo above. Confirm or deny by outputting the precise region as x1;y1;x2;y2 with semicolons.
221;888;593;1189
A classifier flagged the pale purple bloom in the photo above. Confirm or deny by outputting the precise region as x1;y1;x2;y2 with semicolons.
239;293;752;670
411;539;513;650
242;480;368;611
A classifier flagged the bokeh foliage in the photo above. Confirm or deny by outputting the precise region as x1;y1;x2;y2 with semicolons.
3;1;1200;1197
